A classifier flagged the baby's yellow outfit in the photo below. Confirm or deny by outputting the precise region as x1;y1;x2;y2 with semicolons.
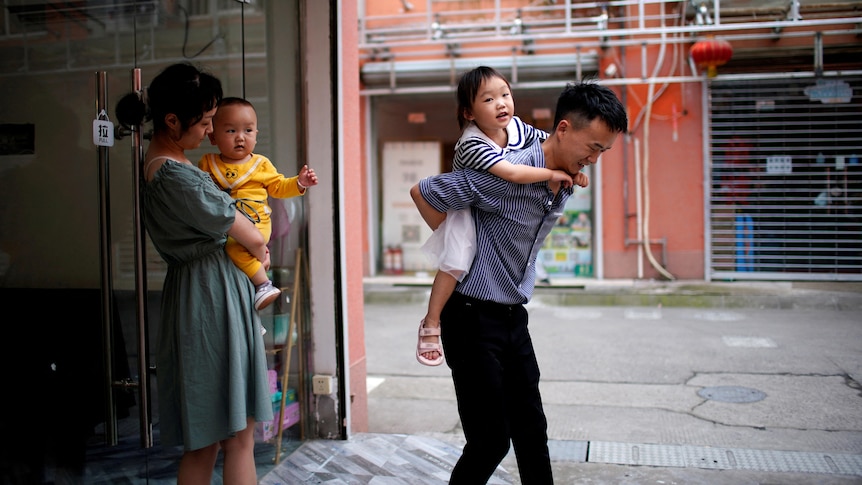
198;153;305;278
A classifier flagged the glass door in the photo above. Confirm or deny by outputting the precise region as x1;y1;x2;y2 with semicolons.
0;2;292;482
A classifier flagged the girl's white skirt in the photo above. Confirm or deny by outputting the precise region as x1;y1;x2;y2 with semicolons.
421;208;476;282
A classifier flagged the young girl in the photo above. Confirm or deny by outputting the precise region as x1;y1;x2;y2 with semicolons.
416;66;589;366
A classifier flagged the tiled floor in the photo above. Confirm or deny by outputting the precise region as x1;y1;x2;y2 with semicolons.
79;431;505;484
71;422;301;484
79;439;288;484
261;433;512;484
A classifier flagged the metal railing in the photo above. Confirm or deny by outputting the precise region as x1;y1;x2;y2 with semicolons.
358;0;862;92
359;0;862;59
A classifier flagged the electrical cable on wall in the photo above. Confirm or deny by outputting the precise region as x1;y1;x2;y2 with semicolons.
132;7;138;68
641;80;675;281
627;3;687;133
633;8;676;281
178;5;225;59
241;1;246;98
175;2;248;95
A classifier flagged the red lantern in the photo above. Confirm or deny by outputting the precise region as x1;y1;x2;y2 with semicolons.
690;37;733;78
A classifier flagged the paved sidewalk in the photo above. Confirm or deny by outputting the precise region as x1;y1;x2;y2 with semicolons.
358;278;862;484
364;276;862;310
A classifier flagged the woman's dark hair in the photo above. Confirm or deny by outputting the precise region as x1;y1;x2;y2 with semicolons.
115;63;223;133
455;66;511;131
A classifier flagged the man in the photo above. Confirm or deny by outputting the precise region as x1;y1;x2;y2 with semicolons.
410;80;628;484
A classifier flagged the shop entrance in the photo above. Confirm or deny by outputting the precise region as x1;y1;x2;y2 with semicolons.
709;76;862;280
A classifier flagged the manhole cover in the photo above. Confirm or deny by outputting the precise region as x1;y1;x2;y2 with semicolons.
698;386;766;403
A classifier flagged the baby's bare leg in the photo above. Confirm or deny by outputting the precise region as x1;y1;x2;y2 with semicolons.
250;266;269;286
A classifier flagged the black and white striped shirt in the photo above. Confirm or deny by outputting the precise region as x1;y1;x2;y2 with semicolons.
419;140;573;305
453;116;548;172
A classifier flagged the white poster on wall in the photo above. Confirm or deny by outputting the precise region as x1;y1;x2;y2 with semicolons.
381;141;441;272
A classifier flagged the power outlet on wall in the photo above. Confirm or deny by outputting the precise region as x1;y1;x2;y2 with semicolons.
312;375;333;395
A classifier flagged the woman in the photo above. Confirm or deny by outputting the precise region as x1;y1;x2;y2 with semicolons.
116;62;273;485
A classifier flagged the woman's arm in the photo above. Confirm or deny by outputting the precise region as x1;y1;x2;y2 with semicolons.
227;210;269;267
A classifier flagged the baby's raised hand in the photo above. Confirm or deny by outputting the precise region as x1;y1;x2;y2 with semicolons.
574;171;589;188
298;164;319;188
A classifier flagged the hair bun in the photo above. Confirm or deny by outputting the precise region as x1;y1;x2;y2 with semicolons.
115;91;148;129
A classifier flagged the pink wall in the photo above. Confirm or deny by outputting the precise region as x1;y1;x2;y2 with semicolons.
600;43;707;279
341;0;369;433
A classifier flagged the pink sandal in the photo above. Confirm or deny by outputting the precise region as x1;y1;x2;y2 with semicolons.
416;319;444;366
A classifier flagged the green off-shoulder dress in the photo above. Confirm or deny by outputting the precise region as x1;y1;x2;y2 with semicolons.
142;159;273;451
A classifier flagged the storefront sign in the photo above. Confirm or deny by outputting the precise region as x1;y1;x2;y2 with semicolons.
804;80;852;104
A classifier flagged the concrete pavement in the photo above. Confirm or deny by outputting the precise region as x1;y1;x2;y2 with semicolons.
362;278;862;484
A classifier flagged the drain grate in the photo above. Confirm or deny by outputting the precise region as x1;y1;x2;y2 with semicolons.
698;385;767;403
587;441;862;476
548;440;588;462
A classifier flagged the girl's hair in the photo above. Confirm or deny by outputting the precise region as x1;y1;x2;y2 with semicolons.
455;66;511;131
115;62;223;134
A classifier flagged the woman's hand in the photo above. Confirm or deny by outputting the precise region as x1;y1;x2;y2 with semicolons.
227;210;267;262
261;247;272;271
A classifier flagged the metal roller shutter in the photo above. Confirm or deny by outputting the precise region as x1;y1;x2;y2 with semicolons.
709;76;862;281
